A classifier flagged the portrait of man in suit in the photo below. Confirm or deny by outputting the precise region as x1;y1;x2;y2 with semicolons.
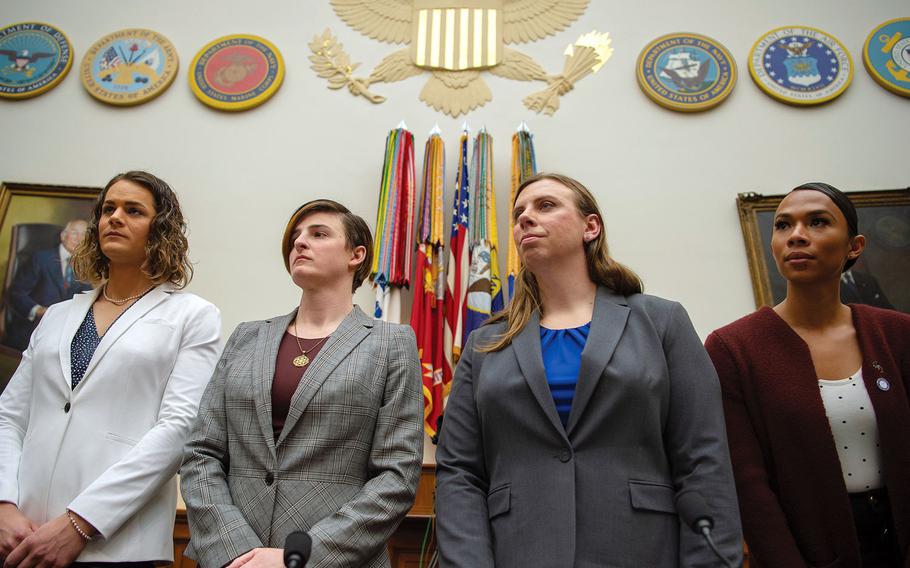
840;256;894;310
4;219;92;351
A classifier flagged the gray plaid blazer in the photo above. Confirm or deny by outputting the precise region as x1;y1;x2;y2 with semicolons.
180;307;423;568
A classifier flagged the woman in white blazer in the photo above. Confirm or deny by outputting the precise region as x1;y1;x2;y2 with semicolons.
0;171;221;566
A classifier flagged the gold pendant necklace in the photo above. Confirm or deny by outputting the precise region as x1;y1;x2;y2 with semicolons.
292;319;329;367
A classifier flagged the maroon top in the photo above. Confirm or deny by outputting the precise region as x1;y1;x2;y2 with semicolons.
272;331;328;440
706;305;910;568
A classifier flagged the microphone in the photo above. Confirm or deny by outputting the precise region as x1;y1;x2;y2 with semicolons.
284;531;312;568
675;490;735;568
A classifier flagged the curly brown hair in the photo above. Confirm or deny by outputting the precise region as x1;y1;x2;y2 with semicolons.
72;171;193;288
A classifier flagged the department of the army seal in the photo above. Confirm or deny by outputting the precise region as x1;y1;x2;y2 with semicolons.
863;17;910;98
749;26;852;106
636;32;737;112
189;34;284;111
80;28;179;106
0;22;73;99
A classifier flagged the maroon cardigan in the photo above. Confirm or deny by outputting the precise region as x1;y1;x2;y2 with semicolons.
706;305;910;568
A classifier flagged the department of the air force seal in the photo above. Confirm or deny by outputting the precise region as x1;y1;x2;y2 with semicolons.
636;32;737;112
189;34;284;111
749;26;852;106
80;29;179;106
0;22;73;99
863;18;910;98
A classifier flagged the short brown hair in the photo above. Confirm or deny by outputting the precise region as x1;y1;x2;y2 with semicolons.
72;170;193;288
282;199;373;293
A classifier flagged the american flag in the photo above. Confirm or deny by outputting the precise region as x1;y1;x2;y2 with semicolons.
444;131;470;366
99;46;122;71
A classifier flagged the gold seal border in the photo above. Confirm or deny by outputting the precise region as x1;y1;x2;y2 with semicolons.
862;17;910;99
748;25;854;107
79;28;179;107
635;32;738;113
0;21;74;100
188;34;285;112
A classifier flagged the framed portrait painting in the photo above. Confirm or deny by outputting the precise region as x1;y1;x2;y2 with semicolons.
0;181;100;392
737;187;910;314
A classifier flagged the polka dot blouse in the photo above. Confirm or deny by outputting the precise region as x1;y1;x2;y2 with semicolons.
818;368;884;492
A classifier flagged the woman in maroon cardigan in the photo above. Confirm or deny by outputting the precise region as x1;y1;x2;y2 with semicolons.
706;182;909;568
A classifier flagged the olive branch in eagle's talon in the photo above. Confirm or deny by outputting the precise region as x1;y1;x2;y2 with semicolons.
308;29;385;103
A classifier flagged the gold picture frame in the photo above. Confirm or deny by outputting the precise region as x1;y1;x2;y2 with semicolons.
0;181;100;391
737;188;910;312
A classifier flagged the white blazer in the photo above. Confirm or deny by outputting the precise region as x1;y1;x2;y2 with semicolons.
0;284;220;562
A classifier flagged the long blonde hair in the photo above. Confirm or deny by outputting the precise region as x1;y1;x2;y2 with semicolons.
479;172;642;352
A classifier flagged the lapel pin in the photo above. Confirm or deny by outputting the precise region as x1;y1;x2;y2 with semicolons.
875;377;890;392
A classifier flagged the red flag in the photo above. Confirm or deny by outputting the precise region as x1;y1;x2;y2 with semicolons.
412;133;447;437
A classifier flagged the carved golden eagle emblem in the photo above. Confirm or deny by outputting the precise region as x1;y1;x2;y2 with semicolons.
310;0;613;116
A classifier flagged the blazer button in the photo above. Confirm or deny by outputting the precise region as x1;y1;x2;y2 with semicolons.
559;451;571;463
265;472;275;486
63;402;71;413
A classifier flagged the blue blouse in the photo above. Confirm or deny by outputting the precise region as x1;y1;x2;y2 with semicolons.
540;322;590;428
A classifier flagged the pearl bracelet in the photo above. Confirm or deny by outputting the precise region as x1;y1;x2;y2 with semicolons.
66;510;94;541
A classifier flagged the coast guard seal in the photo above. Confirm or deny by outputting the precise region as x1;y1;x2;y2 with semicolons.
80;28;179;106
189;34;284;111
750;26;852;106
637;32;736;112
863;18;910;98
0;22;72;99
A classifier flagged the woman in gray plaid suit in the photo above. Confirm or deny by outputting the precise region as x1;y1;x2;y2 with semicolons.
181;199;424;568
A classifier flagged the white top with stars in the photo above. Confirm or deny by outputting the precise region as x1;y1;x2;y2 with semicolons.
818;368;883;493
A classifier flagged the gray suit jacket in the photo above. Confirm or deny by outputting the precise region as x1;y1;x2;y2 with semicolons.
181;307;423;568
436;287;743;567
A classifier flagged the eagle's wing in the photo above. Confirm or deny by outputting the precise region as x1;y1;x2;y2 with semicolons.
487;47;547;81
330;0;412;44
370;49;423;83
0;49;17;62
503;0;589;44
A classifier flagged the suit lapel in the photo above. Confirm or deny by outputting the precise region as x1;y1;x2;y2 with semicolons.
58;288;99;389
565;286;630;436
75;285;171;390
277;307;372;446
252;310;294;455
48;251;66;297
512;311;567;440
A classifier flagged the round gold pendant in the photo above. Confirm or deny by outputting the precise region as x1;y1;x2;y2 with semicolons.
292;354;309;367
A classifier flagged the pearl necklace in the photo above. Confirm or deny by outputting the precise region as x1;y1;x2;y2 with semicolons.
103;283;156;306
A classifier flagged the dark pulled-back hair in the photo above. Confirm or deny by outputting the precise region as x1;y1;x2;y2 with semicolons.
282;199;374;293
72;170;193;287
790;181;859;271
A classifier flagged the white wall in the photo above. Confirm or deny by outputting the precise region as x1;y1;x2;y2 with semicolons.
1;0;905;336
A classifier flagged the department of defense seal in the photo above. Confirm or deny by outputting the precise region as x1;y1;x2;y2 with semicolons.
863;18;910;98
636;32;737;112
189;34;284;111
80;28;179;106
749;26;852;106
0;22;73;99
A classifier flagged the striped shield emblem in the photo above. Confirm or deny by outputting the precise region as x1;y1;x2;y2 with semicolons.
411;0;503;70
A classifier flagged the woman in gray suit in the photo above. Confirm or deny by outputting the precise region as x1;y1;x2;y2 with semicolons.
181;199;423;568
435;173;742;567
